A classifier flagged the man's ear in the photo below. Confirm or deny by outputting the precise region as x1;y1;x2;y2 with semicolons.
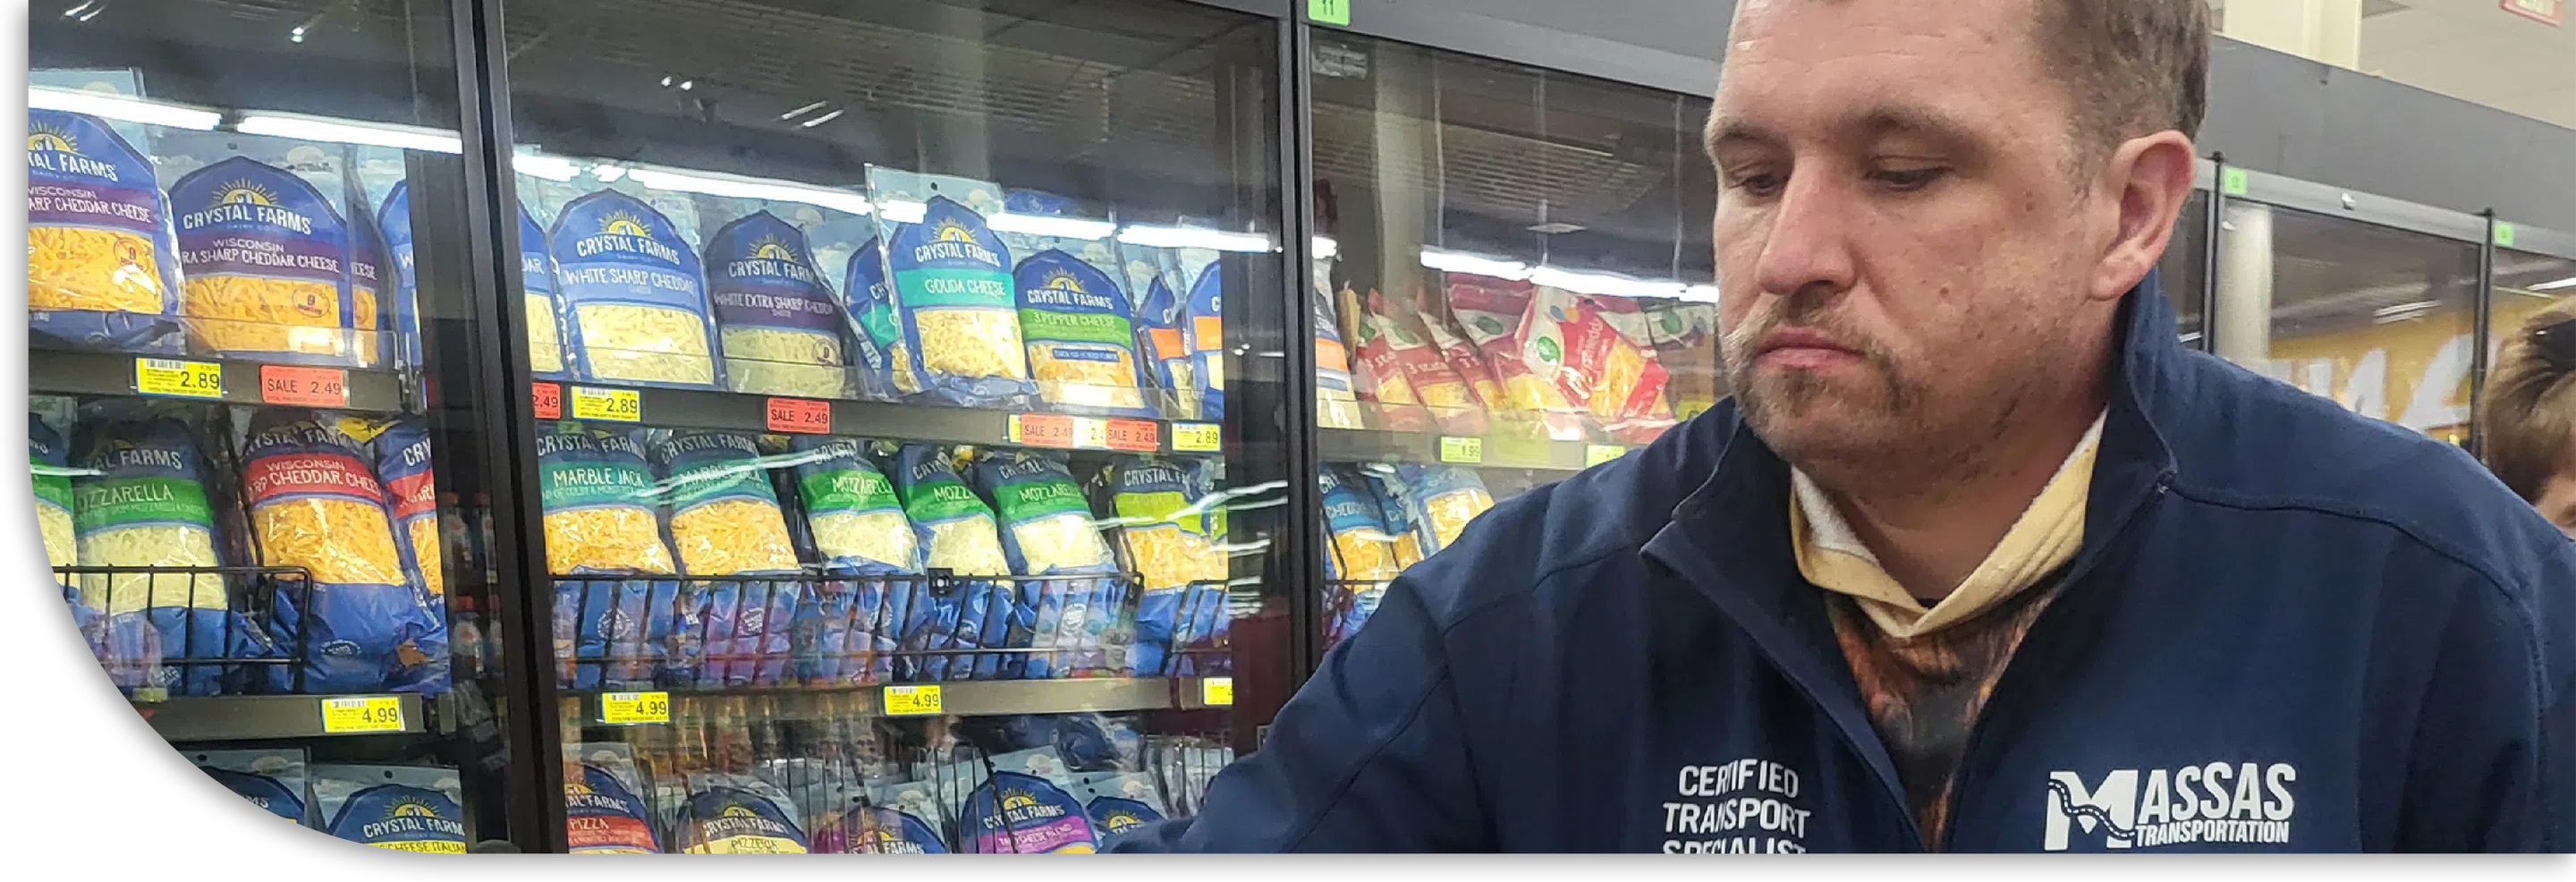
2092;131;2196;303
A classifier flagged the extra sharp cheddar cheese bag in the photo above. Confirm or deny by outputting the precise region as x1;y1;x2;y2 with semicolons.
243;409;442;692
705;210;849;398
552;190;721;389
171;157;369;366
27;109;185;354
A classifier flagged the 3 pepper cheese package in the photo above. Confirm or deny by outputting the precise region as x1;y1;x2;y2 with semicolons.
652;430;802;688
242;409;445;692
974;449;1121;679
27;109;186;354
996;190;1154;417
867;168;1032;409
704;210;850;398
537;424;681;690
888;444;1013;682
311;764;470;852
550;190;722;388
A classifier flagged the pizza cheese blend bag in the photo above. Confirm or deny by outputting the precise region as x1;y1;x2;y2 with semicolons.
312;764;470;852
170;157;369;365
27;109;185;353
869;168;1031;408
551;190;721;388
673;774;809;853
705;210;849;398
564;742;662;853
654;430;801;687
242;409;442;692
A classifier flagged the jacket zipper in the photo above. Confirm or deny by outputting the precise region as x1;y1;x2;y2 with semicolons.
1933;472;2174;852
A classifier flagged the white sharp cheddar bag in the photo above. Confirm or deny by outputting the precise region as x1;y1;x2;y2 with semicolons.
551;190;722;388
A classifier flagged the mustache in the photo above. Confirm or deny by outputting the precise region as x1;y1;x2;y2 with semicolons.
1718;304;1892;369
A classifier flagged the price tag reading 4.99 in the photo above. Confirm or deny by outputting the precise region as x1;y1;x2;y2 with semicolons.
883;684;945;717
570;386;641;422
135;358;225;399
320;696;405;734
598;691;671;725
1200;677;1235;707
1438;436;1485;464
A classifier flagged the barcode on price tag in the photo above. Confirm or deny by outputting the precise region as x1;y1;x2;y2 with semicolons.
883;684;945;717
570;386;641;422
135;358;225;399
320;696;405;734
260;365;348;407
766;397;831;434
532;382;562;420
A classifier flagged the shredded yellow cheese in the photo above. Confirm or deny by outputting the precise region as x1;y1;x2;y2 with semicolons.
182;276;352;359
668;497;800;576
573;303;716;386
542;507;677;576
29;226;167;313
252;497;407;587
915;310;1030;382
721;327;847;397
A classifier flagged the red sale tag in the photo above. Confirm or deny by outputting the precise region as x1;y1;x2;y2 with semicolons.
767;397;831;434
532;382;562;420
1105;418;1159;452
1010;413;1075;448
259;365;348;407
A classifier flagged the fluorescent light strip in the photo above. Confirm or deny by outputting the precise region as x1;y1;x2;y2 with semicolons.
1680;284;1723;304
1311;236;1339;261
2369;299;2440;318
987;212;1116;241
509;150;584;182
236;113;462;154
877;199;928;225
29;86;222;131
2535;276;2576;293
620;165;871;216
1117;225;1275;252
1529;266;1686;300
1418;247;1530;280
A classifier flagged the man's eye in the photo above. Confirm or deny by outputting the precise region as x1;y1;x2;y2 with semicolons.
1869;166;1948;191
1726;173;1785;197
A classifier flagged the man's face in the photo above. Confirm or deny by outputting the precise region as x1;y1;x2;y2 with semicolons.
1708;0;2119;472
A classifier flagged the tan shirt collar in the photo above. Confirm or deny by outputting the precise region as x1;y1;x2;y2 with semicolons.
1790;411;2107;639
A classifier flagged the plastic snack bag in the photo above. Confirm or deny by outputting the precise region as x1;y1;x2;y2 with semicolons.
887;445;1011;682
564;742;662;853
1366;289;1485;434
958;770;1098;853
1583;293;1683;443
551;190;721;388
28;109;185;354
70;408;234;695
170;157;369;365
191;748;311;827
1447;275;1589;440
705;210;849;398
1014;249;1155;417
1521;286;1675;444
1392;463;1497;555
867;168;1031;409
840;236;920;401
1345;286;1436;432
310;764;470;852
1648;299;1725;422
973;449;1120;678
536;425;679;689
653;430;801;687
242;409;441;693
673;773;809;853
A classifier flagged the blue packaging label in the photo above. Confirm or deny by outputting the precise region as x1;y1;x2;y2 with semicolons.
962;771;1097;853
28;109;185;353
549;190;718;387
675;785;809;853
841;236;911;399
326;784;469;852
203;768;308;824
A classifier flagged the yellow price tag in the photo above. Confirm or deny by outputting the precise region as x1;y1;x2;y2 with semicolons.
1172;421;1222;453
1071;416;1111;449
1585;445;1627;467
1438;436;1484;464
134;358;225;399
883;684;945;717
598;691;670;725
570;386;642;422
1200;677;1235;707
320;696;405;734
372;841;468;853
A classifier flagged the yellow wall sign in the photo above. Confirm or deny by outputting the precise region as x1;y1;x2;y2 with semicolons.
135;358;225;399
883;684;945;717
598;691;670;725
320;696;405;734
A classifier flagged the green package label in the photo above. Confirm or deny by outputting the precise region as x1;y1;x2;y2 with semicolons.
799;467;900;516
1114;489;1204;537
994;477;1089;522
541;460;655;510
900;267;1013;310
74;476;214;531
1018;309;1134;346
906;479;991;525
33;470;73;513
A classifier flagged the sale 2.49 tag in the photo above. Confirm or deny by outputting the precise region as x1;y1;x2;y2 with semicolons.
135;358;225;399
1009;413;1075;448
570;386;641;422
320;696;405;734
532;382;563;420
260;365;348;407
766;397;831;434
883;684;945;717
598;691;671;725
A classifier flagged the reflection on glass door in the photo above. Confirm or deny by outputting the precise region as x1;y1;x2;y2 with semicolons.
498;0;1286;853
30;0;517;852
2214;203;2484;444
1303;34;1718;654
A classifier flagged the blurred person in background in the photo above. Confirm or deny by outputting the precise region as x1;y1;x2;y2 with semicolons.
2479;298;2576;538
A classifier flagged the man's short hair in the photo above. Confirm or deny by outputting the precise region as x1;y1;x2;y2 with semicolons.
2479;297;2576;504
2035;0;2213;158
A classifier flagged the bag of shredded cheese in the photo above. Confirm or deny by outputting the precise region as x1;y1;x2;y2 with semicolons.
840;236;920;402
345;198;389;369
1318;466;1402;584
1583;293;1682;444
652;430;801;687
192;748;312;827
537;425;678;689
1312;275;1367;430
1358;467;1426;572
381;186;576;378
356;419;451;694
72;410;234;695
242;409;440;692
868;169;1031;409
1106;457;1226;677
674;774;810;853
1133;275;1193;417
1448;276;1589;440
1390;463;1496;555
1183;262;1226;422
1014;249;1155;418
564;742;662;853
888;445;1010;682
311;764;469;853
784;437;918;684
705;210;850;397
1521;286;1674;444
551;190;722;388
32;415;78;581
27;109;186;355
170;157;369;366
973;449;1118;679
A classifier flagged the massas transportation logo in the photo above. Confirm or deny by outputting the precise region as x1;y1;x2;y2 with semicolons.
2044;761;2297;851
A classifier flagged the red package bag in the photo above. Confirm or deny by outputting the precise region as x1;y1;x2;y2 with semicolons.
1446;275;1590;441
1367;288;1487;435
1346;286;1436;433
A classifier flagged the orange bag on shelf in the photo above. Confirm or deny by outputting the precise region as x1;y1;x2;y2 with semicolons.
1445;275;1589;441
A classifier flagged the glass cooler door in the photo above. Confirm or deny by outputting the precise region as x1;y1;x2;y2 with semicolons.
1303;34;1719;655
496;0;1293;853
31;0;529;852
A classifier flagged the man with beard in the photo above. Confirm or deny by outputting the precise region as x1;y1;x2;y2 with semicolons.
1110;0;2573;853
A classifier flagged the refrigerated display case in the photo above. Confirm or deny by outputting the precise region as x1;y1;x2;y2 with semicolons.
491;0;1293;853
1298;33;1717;653
30;0;530;852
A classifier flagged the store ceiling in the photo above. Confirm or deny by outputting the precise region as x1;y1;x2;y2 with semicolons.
2359;0;2576;129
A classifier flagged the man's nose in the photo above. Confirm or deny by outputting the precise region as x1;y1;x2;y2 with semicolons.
1752;172;1859;300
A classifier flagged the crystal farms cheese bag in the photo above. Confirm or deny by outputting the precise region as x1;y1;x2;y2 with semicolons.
1313;277;1367;430
888;444;1010;682
344;197;388;369
311;764;469;852
1317;466;1401;584
27;109;185;354
242;409;441;692
705;210;849;397
1183;261;1226;421
868;169;1031;408
191;748;311;827
841;236;920;401
536;425;679;690
1015;249;1154;417
359;418;452;694
1448;275;1588;440
652;430;801;688
973;449;1119;679
1390;463;1496;555
551;190;720;388
673;775;809;853
564;742;662;853
1106;457;1226;677
381;185;576;378
784;437;919;686
1134;274;1194;416
72;410;233;695
959;770;1097;853
170;157;368;365
1359;467;1426;572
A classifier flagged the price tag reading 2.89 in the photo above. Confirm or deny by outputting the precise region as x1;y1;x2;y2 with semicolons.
570;386;641;422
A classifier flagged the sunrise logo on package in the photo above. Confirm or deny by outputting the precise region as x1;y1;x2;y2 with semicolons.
550;191;720;389
674;787;810;853
706;211;848;398
27;109;185;354
565;762;661;853
1086;796;1165;843
962;771;1097;853
243;410;441;693
878;182;1033;407
171;157;365;366
327;784;469;852
851;807;949;853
